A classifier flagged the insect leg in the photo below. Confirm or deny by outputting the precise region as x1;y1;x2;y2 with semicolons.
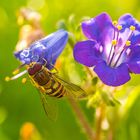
49;63;58;74
48;48;59;74
42;58;48;67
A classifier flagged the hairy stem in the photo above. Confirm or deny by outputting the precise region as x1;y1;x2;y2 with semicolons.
85;67;94;78
95;104;105;140
108;127;113;140
68;97;95;140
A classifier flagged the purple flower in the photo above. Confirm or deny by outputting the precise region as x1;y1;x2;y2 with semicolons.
15;29;68;69
74;12;140;86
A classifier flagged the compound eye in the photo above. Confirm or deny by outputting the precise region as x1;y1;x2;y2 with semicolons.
28;63;42;75
28;68;35;75
34;63;42;71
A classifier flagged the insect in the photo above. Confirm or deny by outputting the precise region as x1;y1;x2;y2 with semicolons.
6;29;86;120
28;61;86;97
6;61;87;120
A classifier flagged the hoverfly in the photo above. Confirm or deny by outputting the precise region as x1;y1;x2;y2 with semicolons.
28;61;86;99
7;60;86;120
6;30;87;120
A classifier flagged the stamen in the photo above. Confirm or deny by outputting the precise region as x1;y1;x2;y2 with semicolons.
108;31;120;66
112;40;117;45
130;25;136;31
107;29;116;64
113;21;118;26
126;40;131;46
117;25;122;31
113;25;135;67
113;40;131;67
22;78;27;84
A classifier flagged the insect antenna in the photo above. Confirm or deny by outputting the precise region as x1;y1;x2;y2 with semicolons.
41;58;58;73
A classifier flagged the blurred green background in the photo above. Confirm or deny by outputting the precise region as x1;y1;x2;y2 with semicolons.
1;0;140;140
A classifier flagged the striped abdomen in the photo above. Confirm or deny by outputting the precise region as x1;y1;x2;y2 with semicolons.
43;78;66;98
31;67;66;98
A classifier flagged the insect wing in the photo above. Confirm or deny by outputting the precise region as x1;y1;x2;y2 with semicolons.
52;74;87;99
29;75;58;121
39;92;58;121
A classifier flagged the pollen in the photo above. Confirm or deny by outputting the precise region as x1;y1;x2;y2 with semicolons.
112;40;117;45
5;76;10;82
117;25;122;30
130;25;136;31
12;69;19;75
22;78;27;84
126;40;131;46
113;21;118;26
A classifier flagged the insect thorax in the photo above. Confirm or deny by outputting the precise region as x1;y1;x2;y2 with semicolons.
31;68;50;86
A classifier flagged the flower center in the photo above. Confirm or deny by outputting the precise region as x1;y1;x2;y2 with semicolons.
107;21;135;68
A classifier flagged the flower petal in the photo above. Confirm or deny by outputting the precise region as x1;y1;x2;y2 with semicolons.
14;49;33;64
118;14;140;46
73;40;102;67
81;12;114;45
130;31;140;45
94;61;130;86
126;45;140;73
14;29;68;69
118;14;140;30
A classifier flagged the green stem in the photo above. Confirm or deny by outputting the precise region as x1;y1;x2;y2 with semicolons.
85;67;94;78
68;97;95;140
108;127;113;140
68;31;95;140
95;104;105;140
